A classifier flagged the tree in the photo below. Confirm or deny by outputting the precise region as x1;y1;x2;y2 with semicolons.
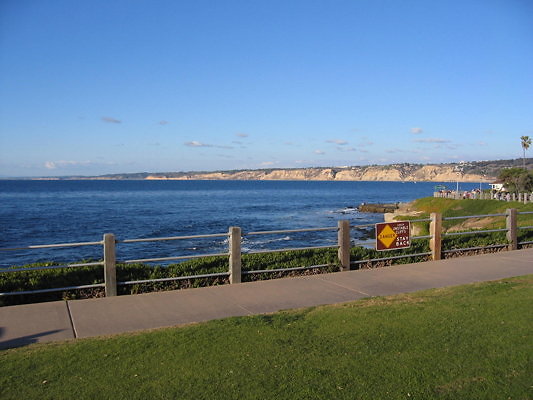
498;167;533;193
521;135;531;170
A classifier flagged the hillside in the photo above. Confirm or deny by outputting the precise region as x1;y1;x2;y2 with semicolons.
100;158;532;182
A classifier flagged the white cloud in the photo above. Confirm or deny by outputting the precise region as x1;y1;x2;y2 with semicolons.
101;116;121;124
43;160;102;169
358;137;374;147
413;138;450;144
184;141;233;149
314;150;325;155
337;146;356;152
386;148;402;154
326;139;348;145
185;141;207;147
411;127;423;134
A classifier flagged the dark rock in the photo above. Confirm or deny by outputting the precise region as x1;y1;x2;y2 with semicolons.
357;203;399;213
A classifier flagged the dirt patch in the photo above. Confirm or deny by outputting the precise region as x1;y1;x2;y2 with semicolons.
357;294;428;307
446;216;501;232
435;376;487;394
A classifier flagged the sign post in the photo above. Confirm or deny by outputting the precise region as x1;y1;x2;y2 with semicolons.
375;221;411;251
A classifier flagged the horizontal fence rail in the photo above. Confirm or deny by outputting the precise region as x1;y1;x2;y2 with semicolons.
119;232;229;244
352;252;433;265
245;245;338;255
0;241;103;252
245;226;338;236
123;252;230;264
443;213;506;220
443;228;508;236
1;208;532;301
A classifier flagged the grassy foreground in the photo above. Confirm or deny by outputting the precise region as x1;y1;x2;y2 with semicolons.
1;276;532;400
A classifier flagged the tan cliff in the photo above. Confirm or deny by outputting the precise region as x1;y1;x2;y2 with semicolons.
145;164;487;182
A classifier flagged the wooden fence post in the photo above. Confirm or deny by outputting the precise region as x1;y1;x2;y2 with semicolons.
337;220;351;271
103;233;117;297
506;209;517;251
229;226;242;284
429;212;442;261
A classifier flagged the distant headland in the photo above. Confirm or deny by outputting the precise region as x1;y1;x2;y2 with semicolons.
5;158;532;182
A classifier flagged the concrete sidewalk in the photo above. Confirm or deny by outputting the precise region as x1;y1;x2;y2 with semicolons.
1;248;532;349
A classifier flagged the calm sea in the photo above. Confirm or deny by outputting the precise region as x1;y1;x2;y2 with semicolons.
0;180;486;267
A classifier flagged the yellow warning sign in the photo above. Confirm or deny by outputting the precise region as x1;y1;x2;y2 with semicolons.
375;221;411;251
377;224;397;248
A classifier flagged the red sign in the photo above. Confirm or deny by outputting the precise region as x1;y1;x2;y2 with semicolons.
375;221;411;251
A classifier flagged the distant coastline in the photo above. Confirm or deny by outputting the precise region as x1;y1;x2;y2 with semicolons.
2;158;531;182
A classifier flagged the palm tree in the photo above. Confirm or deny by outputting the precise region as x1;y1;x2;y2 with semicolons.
521;136;532;170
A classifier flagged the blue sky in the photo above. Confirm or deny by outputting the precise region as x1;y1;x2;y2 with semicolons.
1;0;532;177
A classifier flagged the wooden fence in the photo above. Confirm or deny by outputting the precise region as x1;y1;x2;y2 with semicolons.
434;191;533;202
1;210;532;299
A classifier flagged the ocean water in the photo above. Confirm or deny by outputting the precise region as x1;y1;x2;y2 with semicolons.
0;180;486;267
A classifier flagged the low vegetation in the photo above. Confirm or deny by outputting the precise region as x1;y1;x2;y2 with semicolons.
1;276;531;400
0;245;430;306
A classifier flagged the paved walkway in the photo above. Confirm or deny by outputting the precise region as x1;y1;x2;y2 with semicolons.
1;248;532;350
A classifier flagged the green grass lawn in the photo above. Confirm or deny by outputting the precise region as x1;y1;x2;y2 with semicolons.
1;276;532;400
410;197;533;230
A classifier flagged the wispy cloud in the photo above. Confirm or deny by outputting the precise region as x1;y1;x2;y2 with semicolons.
411;127;423;134
337;146;356;152
45;161;85;169
44;160;112;169
386;148;403;154
185;141;207;147
101;116;121;124
358;137;374;147
314;150;325;155
236;133;249;138
413;138;450;144
184;141;233;149
158;120;169;125
326;139;348;145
